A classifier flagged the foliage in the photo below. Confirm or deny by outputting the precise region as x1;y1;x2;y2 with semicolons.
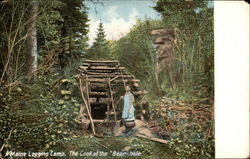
0;0;89;85
0;71;83;154
88;22;110;60
108;1;214;102
113;19;163;85
0;0;214;158
56;0;89;66
168;137;214;159
0;0;32;83
154;0;214;101
152;97;214;158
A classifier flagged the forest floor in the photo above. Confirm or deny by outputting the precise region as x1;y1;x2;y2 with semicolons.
0;80;177;159
0;73;214;159
60;134;176;159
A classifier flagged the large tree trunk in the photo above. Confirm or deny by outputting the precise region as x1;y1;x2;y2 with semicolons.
26;0;39;78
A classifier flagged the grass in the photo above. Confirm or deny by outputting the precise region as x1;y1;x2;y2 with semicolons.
60;135;176;159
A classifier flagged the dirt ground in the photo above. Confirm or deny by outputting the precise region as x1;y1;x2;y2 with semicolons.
52;120;175;159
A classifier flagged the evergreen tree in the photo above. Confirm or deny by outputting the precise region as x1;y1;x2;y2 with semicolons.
90;22;110;59
57;0;89;67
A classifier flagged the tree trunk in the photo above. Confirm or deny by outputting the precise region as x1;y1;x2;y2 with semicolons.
26;0;39;78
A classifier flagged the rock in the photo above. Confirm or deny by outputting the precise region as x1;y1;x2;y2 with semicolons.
16;87;22;93
58;100;64;105
64;95;71;100
123;146;132;151
61;90;71;95
61;79;73;83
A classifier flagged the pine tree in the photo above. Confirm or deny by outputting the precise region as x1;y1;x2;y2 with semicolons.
95;23;106;44
90;22;110;59
57;0;89;67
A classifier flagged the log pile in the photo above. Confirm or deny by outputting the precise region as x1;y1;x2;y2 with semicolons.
76;60;147;133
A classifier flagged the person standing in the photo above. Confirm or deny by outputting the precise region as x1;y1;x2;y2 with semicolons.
120;85;135;126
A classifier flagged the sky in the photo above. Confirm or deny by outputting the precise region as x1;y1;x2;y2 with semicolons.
85;0;160;45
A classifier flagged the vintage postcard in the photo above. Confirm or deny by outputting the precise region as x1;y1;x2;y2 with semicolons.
3;0;248;158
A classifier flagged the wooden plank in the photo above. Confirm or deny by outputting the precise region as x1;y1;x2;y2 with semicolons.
87;75;134;79
88;66;125;70
85;60;119;63
89;92;108;98
83;119;105;123
82;63;119;67
87;79;140;83
79;66;125;71
93;119;105;123
84;70;114;73
81;71;128;75
112;79;140;83
135;134;168;144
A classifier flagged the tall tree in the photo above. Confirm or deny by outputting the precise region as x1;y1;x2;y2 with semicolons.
57;0;89;67
89;22;110;59
26;0;39;78
0;0;32;84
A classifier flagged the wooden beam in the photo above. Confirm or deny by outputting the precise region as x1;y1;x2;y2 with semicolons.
79;66;125;70
81;71;128;76
89;92;108;98
87;79;108;82
87;79;140;83
85;70;114;73
87;74;134;79
113;79;140;83
135;134;168;144
85;60;119;63
108;77;116;121
82;63;118;67
79;78;96;135
93;119;105;123
83;119;105;123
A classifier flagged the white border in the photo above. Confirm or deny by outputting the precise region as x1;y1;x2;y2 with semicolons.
215;1;250;158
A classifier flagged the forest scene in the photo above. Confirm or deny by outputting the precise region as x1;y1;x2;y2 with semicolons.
0;0;214;158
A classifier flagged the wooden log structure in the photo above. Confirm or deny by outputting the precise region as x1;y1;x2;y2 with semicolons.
76;60;148;127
